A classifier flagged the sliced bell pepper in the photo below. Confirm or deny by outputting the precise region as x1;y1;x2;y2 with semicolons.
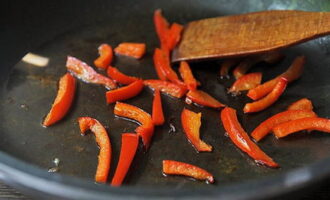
219;58;240;78
162;160;214;183
43;73;76;127
78;117;111;183
220;107;279;168
228;72;262;93
144;79;187;98
114;43;146;59
166;23;184;50
251;110;317;141
111;133;139;186
179;61;198;91
154;9;170;51
94;44;113;70
181;108;212;152
66;56;117;90
114;102;154;149
247;56;305;100
186;89;225;109
152;89;165;125
106;66;139;85
273;117;330;138
153;48;168;80
262;51;285;64
106;80;144;104
287;98;313;111
244;77;287;113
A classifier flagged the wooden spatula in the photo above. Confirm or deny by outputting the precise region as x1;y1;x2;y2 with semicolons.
172;10;330;62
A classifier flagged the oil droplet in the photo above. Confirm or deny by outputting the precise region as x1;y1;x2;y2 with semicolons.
53;157;60;167
185;97;192;105
168;123;176;134
48;167;59;173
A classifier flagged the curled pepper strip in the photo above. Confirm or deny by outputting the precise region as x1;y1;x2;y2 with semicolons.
43;73;76;127
78;117;111;183
114;102;154;149
162;160;214;183
66;56;117;90
287;98;313;111
106;80;144;104
219;58;240;78
186;89;225;109
144;79;187;98
247;56;305;100
228;72;262;93
181;108;212;152
111;133;139;186
152;89;165;126
94;44;113;70
179;61;198;91
114;43;146;59
220;107;279;168
273;117;330;138
166;23;184;50
244;77;287;113
251;110;317;141
107;67;139;85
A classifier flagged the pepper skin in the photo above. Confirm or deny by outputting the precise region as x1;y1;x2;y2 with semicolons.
186;90;225;109
152;89;165;125
287;98;313;111
179;61;198;91
144;79;187;98
114;43;146;59
107;67;139;85
106;80;144;104
94;44;113;70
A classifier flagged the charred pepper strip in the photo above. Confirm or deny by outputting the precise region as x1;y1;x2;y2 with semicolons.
181;108;212;152
43;73;76;127
107;66;139;85
273;117;330;138
66;56;117;90
186;90;225;109
229;72;262;93
152;89;165;126
111;133;139;186
251;110;317;141
106;80;144;104
78;117;111;183
114;43;146;59
144;79;187;98
244;78;287;113
163;160;214;183
94;44;113;70
287;98;313;111
220;107;279;168
179;61;198;91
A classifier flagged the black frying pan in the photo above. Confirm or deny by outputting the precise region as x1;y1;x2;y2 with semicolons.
1;0;330;199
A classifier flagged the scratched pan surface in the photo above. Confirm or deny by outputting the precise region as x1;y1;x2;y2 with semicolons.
1;0;330;199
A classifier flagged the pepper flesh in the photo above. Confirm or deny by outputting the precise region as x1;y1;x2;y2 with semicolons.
114;102;154;149
251;110;317;141
287;98;313;111
114;43;146;59
107;67;139;85
229;72;262;93
94;44;113;70
220;107;279;168
273;117;330;138
166;23;184;50
181;108;212;152
186;90;225;109
111;133;139;186
244;77;287;113
43;73;76;127
78;117;111;183
219;58;240;78
162;160;214;183
152;89;165;125
66;56;117;90
247;56;305;100
179;61;198;91
144;79;187;98
106;80;144;104
154;9;170;51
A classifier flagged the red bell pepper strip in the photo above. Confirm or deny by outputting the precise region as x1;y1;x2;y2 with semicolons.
251;110;317;141
43;73;76;127
166;23;184;50
273;117;330;138
219;58;240;78
162;160;214;183
287;98;313;111
114;43;146;59
153;49;168;81
144;79;187;98
186;90;225;109
111;133;139;186
154;9;170;51
247;56;305;100
106;66;139;85
106;80;144;104
114;102;154;149
66;56;117;90
152;89;165;125
78;117;111;183
220;107;279;168
179;61;198;91
228;72;262;93
244;78;287;113
94;44;113;70
181;108;212;152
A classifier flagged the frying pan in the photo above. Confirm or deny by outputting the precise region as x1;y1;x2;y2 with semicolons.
1;0;330;199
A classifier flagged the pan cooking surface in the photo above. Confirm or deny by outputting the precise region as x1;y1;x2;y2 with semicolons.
1;1;330;189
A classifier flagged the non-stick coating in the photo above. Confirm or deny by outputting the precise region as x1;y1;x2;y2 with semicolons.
1;0;330;199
